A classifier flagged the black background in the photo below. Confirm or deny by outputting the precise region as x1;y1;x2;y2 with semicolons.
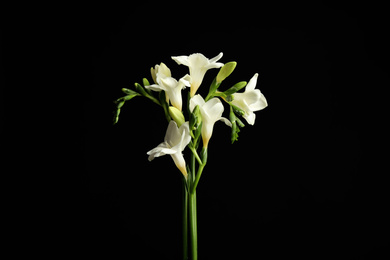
15;1;388;259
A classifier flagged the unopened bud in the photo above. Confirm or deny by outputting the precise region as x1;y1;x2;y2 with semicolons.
216;62;237;83
223;81;247;96
169;106;185;127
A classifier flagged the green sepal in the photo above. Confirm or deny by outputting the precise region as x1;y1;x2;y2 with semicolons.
223;81;247;96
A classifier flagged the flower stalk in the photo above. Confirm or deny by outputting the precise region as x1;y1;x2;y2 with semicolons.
113;52;268;260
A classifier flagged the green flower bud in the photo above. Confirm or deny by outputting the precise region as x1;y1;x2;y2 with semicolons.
223;81;247;96
121;88;139;95
216;62;237;83
169;106;185;127
142;78;150;87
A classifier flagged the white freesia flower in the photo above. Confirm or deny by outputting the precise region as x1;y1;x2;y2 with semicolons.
150;62;171;84
172;53;224;97
190;95;231;148
230;73;268;125
147;121;191;178
146;74;191;111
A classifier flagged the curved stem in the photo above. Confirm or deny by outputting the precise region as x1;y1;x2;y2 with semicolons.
191;148;208;193
190;146;202;165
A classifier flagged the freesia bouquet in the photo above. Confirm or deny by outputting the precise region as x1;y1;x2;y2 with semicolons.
113;52;267;259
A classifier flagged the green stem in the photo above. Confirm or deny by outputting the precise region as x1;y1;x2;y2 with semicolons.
191;148;208;193
188;148;198;260
190;146;202;165
182;177;188;260
189;190;197;260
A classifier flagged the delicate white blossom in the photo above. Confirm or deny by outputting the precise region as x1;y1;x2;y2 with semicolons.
147;121;191;178
150;62;171;84
190;95;231;148
230;73;268;125
146;68;191;111
172;53;224;97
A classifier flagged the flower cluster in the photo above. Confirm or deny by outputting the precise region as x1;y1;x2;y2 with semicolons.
114;52;268;179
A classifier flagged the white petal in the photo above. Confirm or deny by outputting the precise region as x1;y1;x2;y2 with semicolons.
201;121;214;148
171;126;191;153
164;121;182;147
147;142;176;161
178;74;191;89
160;77;178;89
188;53;209;68
243;90;262;106
158;62;171;78
145;84;165;92
204;62;224;70
170;152;187;177
245;73;259;91
169;88;184;111
250;92;268;111
178;122;191;151
243;111;256;125
189;94;205;112
219;117;232;127
171;55;190;66
202;98;224;122
209;52;223;63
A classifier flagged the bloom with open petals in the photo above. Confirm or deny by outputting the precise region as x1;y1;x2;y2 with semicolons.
150;62;171;84
147;121;191;178
190;95;231;148
146;74;191;111
230;73;268;125
172;53;224;97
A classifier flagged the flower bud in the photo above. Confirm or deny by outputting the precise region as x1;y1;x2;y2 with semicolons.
169;106;185;127
216;62;237;83
223;81;247;96
142;78;150;87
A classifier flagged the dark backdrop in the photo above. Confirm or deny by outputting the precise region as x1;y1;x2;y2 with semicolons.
76;1;388;259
